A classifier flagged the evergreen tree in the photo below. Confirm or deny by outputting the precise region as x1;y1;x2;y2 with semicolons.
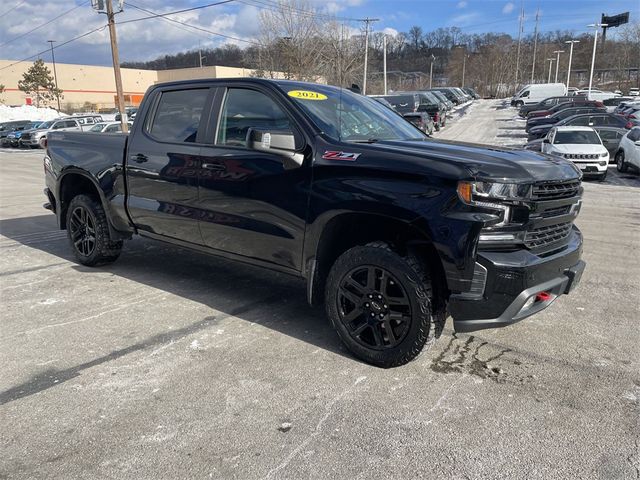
17;59;63;108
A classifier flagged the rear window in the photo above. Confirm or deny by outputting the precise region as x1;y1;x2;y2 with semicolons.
149;89;208;143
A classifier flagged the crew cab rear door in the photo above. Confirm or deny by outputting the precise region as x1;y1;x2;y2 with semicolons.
125;85;213;244
196;84;311;272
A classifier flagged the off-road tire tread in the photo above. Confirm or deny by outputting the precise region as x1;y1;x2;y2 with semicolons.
67;194;122;266
326;241;440;368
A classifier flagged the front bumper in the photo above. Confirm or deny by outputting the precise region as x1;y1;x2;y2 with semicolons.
449;227;585;332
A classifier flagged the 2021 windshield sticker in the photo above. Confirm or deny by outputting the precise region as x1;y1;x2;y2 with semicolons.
287;90;328;100
322;151;361;161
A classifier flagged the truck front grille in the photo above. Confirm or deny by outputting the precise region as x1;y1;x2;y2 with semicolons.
525;222;573;249
532;180;581;200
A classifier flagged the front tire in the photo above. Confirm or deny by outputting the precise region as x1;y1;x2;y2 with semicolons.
515;100;524;108
616;150;628;173
66;195;122;266
325;242;440;368
598;170;608;182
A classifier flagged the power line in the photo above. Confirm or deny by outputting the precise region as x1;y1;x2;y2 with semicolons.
0;25;107;71
2;0;27;16
126;2;263;46
0;0;90;48
117;0;237;26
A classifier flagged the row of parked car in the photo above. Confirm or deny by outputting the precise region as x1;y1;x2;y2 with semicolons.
0;114;133;149
369;87;480;135
518;94;640;181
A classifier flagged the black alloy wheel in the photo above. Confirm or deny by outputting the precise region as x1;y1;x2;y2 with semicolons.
337;265;412;351
616;151;628;173
69;205;96;257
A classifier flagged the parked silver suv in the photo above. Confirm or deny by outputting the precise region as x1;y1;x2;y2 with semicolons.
19;118;82;148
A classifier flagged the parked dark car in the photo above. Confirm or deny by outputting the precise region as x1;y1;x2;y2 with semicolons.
430;88;463;105
429;90;454;111
115;107;138;121
527;113;632;140
44;78;585;368
4;121;45;147
462;87;481;99
527;99;604;119
376;92;446;130
402;112;434;134
525;106;607;132
593;126;628;158
0;120;32;145
518;95;593;117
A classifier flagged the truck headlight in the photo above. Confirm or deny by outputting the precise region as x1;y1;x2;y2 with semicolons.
600;152;608;157
458;181;531;241
457;181;530;205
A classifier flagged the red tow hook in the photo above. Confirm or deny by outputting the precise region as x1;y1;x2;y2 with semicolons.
535;291;552;302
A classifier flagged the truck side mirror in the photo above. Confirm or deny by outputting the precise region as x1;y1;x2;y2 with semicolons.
246;128;304;169
542;138;550;144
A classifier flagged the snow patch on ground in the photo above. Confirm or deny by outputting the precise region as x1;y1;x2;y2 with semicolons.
0;104;64;122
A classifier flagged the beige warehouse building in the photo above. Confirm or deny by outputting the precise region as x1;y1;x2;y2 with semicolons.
0;59;280;111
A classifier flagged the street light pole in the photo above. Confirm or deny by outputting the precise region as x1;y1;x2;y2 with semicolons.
461;54;467;87
383;35;387;95
564;40;580;89
47;40;61;111
429;54;435;89
360;17;379;95
553;50;564;83
547;58;554;83
587;23;608;100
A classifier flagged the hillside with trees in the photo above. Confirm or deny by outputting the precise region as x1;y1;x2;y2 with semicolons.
122;1;640;96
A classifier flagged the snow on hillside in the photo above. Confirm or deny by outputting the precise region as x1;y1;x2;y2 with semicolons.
0;104;65;122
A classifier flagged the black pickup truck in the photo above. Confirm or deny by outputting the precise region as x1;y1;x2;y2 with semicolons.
44;79;585;368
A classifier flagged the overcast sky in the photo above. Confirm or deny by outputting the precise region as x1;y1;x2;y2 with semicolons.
0;0;634;68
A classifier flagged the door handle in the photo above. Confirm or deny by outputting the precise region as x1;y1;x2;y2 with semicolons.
201;162;225;171
130;154;148;163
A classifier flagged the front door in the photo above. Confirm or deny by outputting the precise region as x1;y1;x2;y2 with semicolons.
125;86;212;244
197;86;310;271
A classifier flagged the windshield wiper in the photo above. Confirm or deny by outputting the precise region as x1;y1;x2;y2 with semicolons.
348;138;380;143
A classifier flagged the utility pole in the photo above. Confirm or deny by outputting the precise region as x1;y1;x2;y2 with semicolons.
587;22;608;100
553;49;564;82
47;40;61;111
429;54;435;89
565;40;580;89
514;0;524;90
383;34;387;95
360;17;378;95
104;0;128;132
531;9;539;82
198;42;205;68
547;58;554;83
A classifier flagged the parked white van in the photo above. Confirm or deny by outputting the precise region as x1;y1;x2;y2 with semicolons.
510;83;567;107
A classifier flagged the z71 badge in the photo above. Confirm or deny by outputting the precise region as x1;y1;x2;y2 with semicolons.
322;151;361;161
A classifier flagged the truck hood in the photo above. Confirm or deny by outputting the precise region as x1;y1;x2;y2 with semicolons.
361;138;582;183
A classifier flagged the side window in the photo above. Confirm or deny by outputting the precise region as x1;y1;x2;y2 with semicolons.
105;124;121;133
521;91;530;98
569;116;589;126
52;122;64;129
598;130;614;140
68;120;79;128
149;88;208;143
216;88;292;148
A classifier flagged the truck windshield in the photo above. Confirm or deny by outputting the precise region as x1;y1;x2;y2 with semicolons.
554;131;601;144
280;83;425;143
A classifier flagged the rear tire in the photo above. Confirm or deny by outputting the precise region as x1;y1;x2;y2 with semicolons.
66;195;122;266
325;242;440;368
616;150;628;173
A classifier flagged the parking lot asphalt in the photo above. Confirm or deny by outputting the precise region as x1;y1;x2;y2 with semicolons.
1;101;639;479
